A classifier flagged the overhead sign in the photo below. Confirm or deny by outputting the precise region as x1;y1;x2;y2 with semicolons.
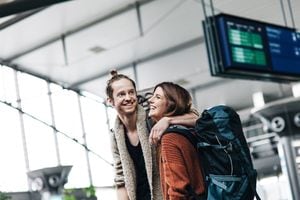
203;13;300;82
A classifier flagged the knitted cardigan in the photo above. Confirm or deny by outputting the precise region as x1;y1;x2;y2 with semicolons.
159;133;205;200
110;105;162;200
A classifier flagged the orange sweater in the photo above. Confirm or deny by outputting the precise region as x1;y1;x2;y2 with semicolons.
158;133;205;200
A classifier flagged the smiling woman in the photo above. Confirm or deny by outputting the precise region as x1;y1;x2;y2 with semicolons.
148;82;205;200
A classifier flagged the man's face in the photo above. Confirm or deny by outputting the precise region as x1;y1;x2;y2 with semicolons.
109;78;138;117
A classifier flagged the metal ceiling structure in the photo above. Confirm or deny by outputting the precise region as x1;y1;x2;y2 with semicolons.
0;0;299;113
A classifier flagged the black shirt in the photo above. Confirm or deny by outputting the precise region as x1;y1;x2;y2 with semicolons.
125;133;151;200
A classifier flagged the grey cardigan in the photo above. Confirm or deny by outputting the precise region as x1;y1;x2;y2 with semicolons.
110;105;162;200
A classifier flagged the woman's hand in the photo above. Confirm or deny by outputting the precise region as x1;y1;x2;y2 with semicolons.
149;117;170;145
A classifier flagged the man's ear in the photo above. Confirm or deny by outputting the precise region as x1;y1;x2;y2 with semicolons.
107;97;114;107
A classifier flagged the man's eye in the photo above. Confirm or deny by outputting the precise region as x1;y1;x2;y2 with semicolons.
117;93;125;97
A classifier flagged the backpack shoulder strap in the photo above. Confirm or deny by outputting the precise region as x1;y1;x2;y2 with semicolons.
143;108;154;133
164;125;198;148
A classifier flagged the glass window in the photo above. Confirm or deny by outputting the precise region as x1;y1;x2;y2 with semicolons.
89;153;115;187
80;96;112;162
18;72;52;124
0;68;118;193
80;96;114;186
23;114;58;170
0;65;18;107
58;133;90;188
0;104;27;191
107;106;117;128
50;83;84;144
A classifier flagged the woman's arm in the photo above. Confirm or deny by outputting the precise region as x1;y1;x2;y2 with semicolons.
149;109;198;144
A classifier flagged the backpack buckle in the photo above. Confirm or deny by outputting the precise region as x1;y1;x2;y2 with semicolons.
225;143;233;152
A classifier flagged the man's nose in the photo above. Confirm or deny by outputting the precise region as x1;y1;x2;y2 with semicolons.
124;93;132;100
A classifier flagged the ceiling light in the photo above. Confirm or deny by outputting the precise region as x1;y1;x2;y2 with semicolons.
89;46;105;54
292;82;300;97
175;78;189;85
252;92;265;109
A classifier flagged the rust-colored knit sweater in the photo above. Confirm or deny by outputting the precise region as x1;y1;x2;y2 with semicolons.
158;133;205;200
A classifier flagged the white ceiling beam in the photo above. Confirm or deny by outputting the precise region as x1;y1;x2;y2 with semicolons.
69;36;205;89
5;0;155;62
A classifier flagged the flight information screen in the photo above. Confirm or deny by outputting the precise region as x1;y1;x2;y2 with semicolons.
206;13;300;82
267;27;300;74
218;17;270;69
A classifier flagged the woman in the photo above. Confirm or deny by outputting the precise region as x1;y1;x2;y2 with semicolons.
148;82;205;200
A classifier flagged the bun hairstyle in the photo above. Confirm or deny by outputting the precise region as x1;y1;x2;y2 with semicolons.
110;69;118;77
106;69;136;99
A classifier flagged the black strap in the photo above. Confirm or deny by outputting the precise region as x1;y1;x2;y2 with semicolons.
142;106;153;133
186;185;204;200
236;143;261;200
145;116;153;133
164;125;198;147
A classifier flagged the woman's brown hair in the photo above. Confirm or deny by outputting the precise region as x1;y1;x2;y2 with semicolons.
106;70;136;99
153;82;192;117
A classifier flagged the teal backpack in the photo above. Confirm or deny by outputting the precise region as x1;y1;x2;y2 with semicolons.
165;105;261;200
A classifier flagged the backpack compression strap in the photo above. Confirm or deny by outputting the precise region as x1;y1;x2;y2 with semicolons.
235;139;261;200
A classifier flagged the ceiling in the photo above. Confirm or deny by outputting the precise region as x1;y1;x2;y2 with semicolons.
0;0;299;115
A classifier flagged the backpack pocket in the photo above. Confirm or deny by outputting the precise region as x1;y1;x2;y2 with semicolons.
206;174;250;200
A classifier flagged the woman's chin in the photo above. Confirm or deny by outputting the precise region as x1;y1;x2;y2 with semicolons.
148;112;154;118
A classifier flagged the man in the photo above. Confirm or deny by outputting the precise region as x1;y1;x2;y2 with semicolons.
106;70;198;200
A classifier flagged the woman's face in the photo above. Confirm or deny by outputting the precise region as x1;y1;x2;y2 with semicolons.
148;86;168;122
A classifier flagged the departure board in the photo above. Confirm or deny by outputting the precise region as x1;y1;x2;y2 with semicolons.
203;13;300;82
217;14;272;71
229;28;266;65
267;27;300;74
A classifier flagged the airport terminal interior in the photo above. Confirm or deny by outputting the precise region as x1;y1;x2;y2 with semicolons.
0;0;300;199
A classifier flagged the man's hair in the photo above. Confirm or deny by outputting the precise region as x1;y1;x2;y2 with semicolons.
153;82;192;117
106;70;136;99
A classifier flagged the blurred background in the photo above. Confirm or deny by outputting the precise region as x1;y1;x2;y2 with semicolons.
0;0;300;199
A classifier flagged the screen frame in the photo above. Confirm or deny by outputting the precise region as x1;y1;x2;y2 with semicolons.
203;13;300;83
0;0;71;18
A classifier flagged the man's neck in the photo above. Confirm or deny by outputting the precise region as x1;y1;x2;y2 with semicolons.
119;112;137;133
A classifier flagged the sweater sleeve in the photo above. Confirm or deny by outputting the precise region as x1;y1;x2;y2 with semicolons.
110;130;125;187
160;133;193;200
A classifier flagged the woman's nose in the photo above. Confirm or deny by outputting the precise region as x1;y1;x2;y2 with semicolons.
148;96;154;104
